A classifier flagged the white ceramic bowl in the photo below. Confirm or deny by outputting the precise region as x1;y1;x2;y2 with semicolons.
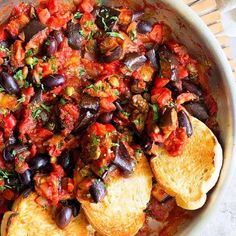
0;0;235;235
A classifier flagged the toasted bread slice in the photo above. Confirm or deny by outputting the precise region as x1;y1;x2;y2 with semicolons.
81;153;153;236
151;116;223;210
1;192;93;236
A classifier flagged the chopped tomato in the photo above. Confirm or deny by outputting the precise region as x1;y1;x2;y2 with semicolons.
22;87;35;105
100;96;117;112
10;40;25;68
0;114;17;138
149;24;163;43
78;0;96;13
151;87;172;108
154;77;170;88
37;8;51;24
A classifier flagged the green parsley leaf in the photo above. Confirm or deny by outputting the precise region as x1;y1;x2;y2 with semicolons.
31;107;42;119
17;95;26;104
98;166;109;175
130;29;137;42
41;103;52;112
45;39;51;46
91;134;100;146
14;70;24;81
59;98;67;105
11;150;17;157
25;49;35;57
106;32;124;40
79;30;87;38
149;104;159;121
85;21;94;27
0;86;5;92
74;12;83;19
79;67;86;76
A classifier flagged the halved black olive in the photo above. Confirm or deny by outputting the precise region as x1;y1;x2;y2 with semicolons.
67;22;84;50
73;110;98;133
166;80;183;94
184;102;209;121
137;20;152;34
95;6;120;31
41;74;65;89
19;169;32;186
146;49;159;69
43;36;58;57
124;53;147;71
66;200;81;217
114;100;123;112
58;150;74;176
80;94;100;112
182;80;203;97
29;154;50;171
89;179;107;203
178;110;193;137
0;71;20;95
113;141;136;176
23;20;47;43
100;46;123;63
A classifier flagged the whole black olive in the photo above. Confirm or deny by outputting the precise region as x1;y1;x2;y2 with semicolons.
137;21;152;34
89;179;107;203
98;112;113;124
51;30;64;45
58;151;72;171
67;200;81;217
19;169;32;186
29;154;50;171
2;145;15;163
178;110;193;137
44;36;58;57
0;71;20;94
55;206;73;229
41;74;65;89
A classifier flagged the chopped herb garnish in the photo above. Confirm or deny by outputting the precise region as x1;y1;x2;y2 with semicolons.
168;101;177;109
17;95;26;104
135;149;142;157
41;103;52;112
149;104;159;121
98;166;109;175
0;45;10;57
57;141;64;149
59;98;67;105
25;49;35;57
106;32;124;40
79;67;86;76
0;86;5;92
32;107;42;119
11;150;17;156
85;21;94;27
121;111;130;117
79;30;87;38
86;83;105;93
14;70;24;81
74;12;83;19
45;39;51;46
133;116;145;126
130;29;137;42
26;57;38;69
91;134;100;146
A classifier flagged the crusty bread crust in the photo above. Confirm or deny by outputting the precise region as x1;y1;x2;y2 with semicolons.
1;192;93;236
151;116;223;210
81;153;153;236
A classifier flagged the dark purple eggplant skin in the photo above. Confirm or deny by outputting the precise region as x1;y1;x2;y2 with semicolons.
182;80;203;97
73;110;98;133
114;100;123;112
89;179;107;203
101;164;117;180
100;46;123;63
55;206;73;229
30;88;43;104
41;74;65;89
98;112;113;124
137;21;152;34
184;102;209;121
23;20;47;43
0;71;20;95
146;49;159;69
95;6;120;31
132;11;144;21
113;141;136;176
178;110;193;137
80;94;100;112
166;80;183;94
67;22;84;50
124;53;147;71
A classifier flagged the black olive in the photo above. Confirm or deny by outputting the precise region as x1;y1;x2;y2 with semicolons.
58;150;73;171
137;20;152;34
89;179;107;203
132;11;144;21
178;110;193;137
2;144;27;163
100;46;123;63
5;134;17;146
166;80;183;94
182;80;203;97
23;20;47;43
19;169;32;186
43;36;58;57
2;146;15;163
95;6;120;31
67;22;84;50
22;187;33;198
114;100;123;112
66;200;81;217
41;74;65;89
146;49;159;69
0;71;20;94
80;94;100;112
98;112;113;124
113;141;136;176
184;102;209;121
73;110;98;133
30;88;43;104
29;154;50;171
51;30;64;45
124;53;147;71
55;206;73;229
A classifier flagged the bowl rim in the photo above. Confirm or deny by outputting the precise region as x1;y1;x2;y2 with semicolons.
161;0;236;234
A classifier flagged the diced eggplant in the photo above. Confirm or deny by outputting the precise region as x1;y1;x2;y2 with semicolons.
95;6;120;31
166;80;183;94
114;100;123;112
124;52;147;71
146;49;159;69
130;79;146;94
100;46;123;63
182;80;203;97
101;164;117;180
98;112;113;124
73;110;97;133
184;102;209;121
67;22;84;50
158;45;179;67
23;20;47;43
113;141;136;176
30;88;43;104
89;179;107;203
178;110;193;137
132;11;144;21
137;21;152;34
159;107;178;131
80;94;100;112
